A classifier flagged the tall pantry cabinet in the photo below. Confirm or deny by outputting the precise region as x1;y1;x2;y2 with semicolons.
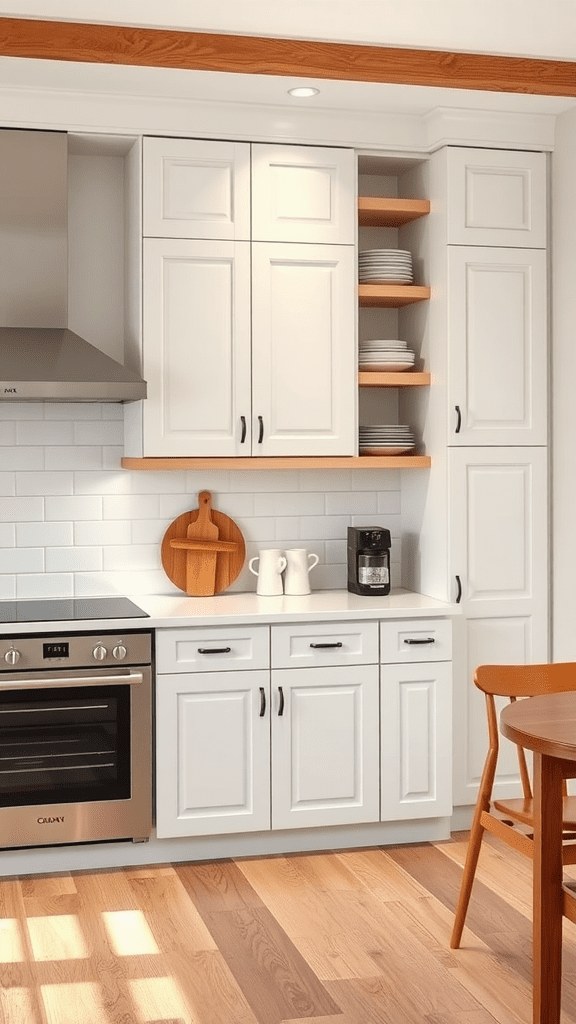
402;146;549;811
127;137;356;458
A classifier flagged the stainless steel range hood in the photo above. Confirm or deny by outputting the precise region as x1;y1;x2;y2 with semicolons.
0;130;146;403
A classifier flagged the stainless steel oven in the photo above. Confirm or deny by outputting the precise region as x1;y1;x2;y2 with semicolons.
0;599;153;849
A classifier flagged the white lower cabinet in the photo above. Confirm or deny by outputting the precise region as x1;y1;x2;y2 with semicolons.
156;669;270;838
155;615;453;840
271;664;380;829
380;661;452;820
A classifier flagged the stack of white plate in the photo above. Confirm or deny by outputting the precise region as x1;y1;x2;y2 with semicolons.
359;339;415;372
359;424;416;456
359;248;413;284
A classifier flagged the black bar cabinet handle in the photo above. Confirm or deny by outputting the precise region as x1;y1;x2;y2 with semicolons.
258;415;264;444
240;415;247;443
259;687;266;717
198;647;232;655
278;686;284;716
310;642;343;649
404;637;435;645
455;405;462;433
455;575;462;604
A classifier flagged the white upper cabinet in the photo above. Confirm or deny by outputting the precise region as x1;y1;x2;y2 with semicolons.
447;246;547;446
142;238;252;457
142;137;250;240
251;144;355;244
446;147;547;248
251;242;356;456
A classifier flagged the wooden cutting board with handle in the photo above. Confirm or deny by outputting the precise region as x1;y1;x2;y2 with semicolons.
161;490;245;596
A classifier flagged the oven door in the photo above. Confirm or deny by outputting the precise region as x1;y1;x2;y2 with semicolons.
0;668;152;849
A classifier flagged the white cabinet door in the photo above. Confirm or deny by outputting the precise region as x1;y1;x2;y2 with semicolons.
251;144;355;244
142;238;251;456
271;665;380;829
380;661;452;821
251;242;356;456
143;137;250;240
448;246;547;446
446;147;547;248
156;670;270;838
449;446;549;805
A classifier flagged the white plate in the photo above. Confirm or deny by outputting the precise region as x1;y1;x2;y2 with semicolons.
360;446;416;456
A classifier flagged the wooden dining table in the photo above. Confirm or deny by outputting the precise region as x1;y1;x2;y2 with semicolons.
500;690;576;1024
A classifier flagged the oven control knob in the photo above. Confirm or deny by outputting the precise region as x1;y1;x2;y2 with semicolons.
93;644;108;661
112;644;127;661
4;648;20;665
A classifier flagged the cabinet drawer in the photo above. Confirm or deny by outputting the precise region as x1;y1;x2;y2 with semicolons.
380;619;452;663
156;625;269;673
272;621;378;668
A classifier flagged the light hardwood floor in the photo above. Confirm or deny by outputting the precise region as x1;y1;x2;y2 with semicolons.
1;831;576;1024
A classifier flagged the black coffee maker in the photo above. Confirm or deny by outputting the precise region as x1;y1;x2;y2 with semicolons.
347;526;391;596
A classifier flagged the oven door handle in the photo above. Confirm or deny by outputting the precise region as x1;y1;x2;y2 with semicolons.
0;671;144;691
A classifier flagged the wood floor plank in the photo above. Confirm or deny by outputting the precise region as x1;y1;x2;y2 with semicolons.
336;845;431;900
125;867;218;953
176;859;265;912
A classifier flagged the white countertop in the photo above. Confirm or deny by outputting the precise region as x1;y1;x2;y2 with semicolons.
0;589;459;636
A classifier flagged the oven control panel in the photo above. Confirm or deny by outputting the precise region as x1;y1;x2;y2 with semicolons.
0;631;152;672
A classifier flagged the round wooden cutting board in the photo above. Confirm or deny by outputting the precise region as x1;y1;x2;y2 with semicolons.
161;491;246;596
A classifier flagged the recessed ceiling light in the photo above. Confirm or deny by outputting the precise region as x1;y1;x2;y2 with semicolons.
288;87;320;98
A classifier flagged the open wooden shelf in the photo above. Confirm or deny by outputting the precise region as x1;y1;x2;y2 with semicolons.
358;196;430;227
358;284;431;307
122;455;431;470
358;371;430;387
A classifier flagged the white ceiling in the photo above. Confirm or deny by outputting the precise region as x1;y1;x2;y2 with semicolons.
1;1;576;119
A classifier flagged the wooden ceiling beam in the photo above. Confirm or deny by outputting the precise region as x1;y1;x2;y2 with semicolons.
0;16;575;97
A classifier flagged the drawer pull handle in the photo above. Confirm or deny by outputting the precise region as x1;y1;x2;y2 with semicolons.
310;642;343;649
240;415;247;443
455;405;462;434
278;686;284;716
455;575;462;604
258;415;264;444
259;687;266;717
403;638;435;645
198;647;232;655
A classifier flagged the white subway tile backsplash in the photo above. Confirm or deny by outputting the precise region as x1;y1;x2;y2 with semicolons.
74;420;124;446
16;523;73;547
75;521;132;546
0;422;16;445
17;573;74;599
0;576;15;598
45;547;102;573
0;406;407;599
102;544;159;572
103;494;159;520
16;473;74;496
0;523;15;547
74;471;131;495
325;492;378;516
0;473;15;496
3;548;44;573
0;497;44;522
17;421;74;446
0;448;44;471
45;447;102;470
45;495;102;522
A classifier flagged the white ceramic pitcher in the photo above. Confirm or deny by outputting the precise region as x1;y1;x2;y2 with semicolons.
249;548;287;596
284;548;320;596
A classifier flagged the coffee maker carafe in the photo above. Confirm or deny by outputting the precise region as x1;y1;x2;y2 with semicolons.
347;526;391;596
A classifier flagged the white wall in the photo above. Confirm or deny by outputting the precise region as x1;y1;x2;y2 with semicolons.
0;403;402;599
551;107;576;659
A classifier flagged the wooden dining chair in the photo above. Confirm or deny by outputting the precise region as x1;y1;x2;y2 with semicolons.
451;661;576;949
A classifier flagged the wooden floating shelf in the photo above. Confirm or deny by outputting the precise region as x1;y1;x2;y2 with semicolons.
122;456;431;470
358;371;430;387
358;284;431;307
358;196;430;227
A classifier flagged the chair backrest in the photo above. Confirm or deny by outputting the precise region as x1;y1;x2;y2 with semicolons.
473;662;576;803
474;662;576;698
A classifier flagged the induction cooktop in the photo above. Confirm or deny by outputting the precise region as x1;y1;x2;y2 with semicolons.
0;596;149;624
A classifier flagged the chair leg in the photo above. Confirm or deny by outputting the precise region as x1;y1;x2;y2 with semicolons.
450;808;486;949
